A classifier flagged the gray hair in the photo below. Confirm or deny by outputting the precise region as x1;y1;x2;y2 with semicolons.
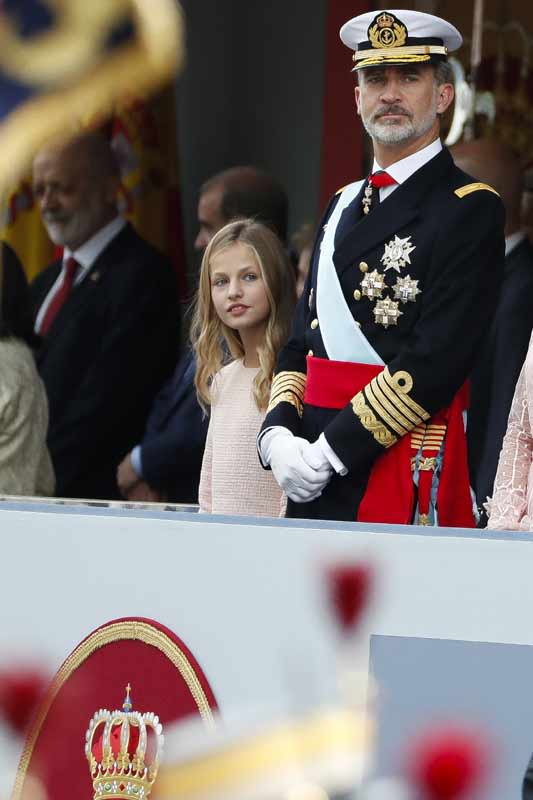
434;59;454;86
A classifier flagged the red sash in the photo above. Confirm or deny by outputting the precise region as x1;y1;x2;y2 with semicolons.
303;356;475;528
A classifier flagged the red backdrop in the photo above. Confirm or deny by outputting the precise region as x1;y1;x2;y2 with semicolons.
319;0;370;210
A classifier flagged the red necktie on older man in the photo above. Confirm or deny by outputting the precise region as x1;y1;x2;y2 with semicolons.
38;256;80;336
362;171;396;215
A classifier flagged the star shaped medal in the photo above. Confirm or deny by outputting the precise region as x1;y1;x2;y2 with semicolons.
393;275;421;304
361;269;386;299
373;298;403;328
381;235;416;272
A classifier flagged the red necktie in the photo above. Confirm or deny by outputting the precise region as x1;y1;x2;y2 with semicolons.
39;257;80;336
369;171;397;188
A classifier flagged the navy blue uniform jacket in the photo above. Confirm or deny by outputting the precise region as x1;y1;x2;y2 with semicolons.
261;149;506;522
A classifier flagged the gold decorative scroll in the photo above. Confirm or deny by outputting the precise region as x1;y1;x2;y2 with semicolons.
0;0;185;191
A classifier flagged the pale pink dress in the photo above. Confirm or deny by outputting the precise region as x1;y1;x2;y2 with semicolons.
199;359;286;517
488;333;533;530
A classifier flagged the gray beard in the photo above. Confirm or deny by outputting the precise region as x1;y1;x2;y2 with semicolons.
42;207;104;249
363;113;437;146
362;94;439;147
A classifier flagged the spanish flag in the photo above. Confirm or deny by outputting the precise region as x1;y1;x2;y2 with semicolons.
1;178;55;282
1;87;187;294
111;87;187;299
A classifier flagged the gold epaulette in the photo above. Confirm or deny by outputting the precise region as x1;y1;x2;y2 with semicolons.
335;185;348;195
454;182;500;199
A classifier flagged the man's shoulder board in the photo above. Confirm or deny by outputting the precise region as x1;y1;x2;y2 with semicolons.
335;185;349;195
454;182;500;199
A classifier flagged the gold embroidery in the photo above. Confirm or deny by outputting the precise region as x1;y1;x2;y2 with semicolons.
368;13;407;49
354;45;446;64
376;372;420;426
267;371;307;418
268;392;303;418
12;621;214;800
365;381;412;435
354;53;440;69
454;182;500;198
351;391;397;448
382;368;430;421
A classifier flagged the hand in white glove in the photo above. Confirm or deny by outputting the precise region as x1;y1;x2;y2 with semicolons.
300;438;332;471
267;434;332;503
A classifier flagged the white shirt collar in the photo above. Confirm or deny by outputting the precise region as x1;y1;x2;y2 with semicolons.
63;216;127;271
505;230;527;257
372;138;443;185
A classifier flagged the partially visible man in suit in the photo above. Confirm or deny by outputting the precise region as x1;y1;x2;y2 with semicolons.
194;166;288;251
31;132;180;499
452;139;533;523
116;166;290;503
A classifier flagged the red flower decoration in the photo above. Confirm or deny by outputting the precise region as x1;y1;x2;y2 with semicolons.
0;666;49;735
407;726;489;800
326;563;373;632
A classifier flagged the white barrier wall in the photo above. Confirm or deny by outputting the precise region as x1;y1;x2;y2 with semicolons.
1;500;533;797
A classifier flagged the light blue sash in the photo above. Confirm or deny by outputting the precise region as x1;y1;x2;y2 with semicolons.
316;182;384;366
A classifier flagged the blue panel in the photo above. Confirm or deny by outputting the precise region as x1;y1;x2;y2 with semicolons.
369;634;533;798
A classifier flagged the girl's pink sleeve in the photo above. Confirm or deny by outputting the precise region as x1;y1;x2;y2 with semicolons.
198;415;213;513
488;362;532;530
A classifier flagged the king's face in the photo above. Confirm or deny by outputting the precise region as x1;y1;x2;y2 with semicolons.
354;64;452;149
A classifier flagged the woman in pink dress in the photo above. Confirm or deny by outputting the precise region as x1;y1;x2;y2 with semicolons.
488;332;533;530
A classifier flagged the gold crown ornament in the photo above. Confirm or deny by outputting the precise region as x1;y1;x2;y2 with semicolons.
376;13;394;29
85;684;164;800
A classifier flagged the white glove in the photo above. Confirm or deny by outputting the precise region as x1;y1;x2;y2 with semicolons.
300;438;332;471
302;434;348;476
265;432;332;503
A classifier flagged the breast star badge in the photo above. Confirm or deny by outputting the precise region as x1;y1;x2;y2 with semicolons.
392;275;421;304
360;269;386;299
373;298;403;328
381;235;416;272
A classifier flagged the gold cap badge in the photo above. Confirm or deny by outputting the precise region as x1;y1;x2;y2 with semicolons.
368;12;407;49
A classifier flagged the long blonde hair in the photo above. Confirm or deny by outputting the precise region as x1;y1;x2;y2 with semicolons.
191;219;296;411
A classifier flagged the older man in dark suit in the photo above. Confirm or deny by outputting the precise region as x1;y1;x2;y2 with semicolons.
31;132;180;500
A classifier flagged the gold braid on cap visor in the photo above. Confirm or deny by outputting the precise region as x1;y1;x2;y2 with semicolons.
353;44;448;69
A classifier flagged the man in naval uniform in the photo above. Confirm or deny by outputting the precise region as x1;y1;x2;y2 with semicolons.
258;9;505;525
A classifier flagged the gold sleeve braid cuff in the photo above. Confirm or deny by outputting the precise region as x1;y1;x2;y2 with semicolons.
267;371;307;418
351;367;430;449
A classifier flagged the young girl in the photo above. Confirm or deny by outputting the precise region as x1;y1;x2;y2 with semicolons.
191;219;296;516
